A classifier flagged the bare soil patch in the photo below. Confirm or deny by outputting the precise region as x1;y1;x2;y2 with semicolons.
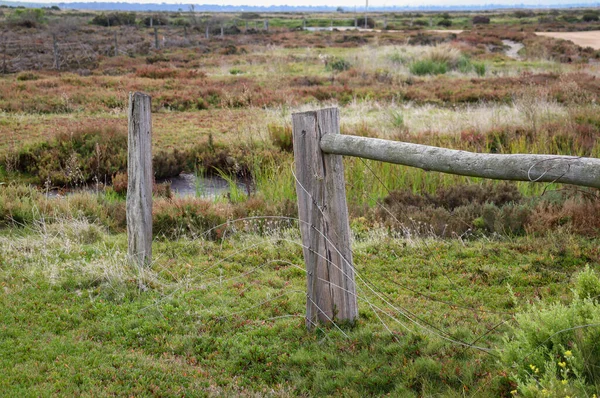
536;31;600;49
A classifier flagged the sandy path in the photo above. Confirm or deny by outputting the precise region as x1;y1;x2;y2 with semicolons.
502;39;524;60
536;31;600;49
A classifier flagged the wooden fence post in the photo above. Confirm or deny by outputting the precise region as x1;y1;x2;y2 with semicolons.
52;34;60;70
154;27;159;49
205;24;210;39
292;108;358;329
114;32;118;56
127;92;153;269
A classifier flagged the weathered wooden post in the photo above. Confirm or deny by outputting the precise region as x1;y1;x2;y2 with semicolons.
354;17;358;28
220;23;224;38
302;18;306;30
205;23;210;39
264;19;269;31
114;32;118;56
292;108;358;329
154;27;159;49
127;92;153;269
52;34;60;70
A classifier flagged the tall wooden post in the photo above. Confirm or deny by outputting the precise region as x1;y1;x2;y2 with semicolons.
2;40;6;75
292;108;358;329
205;24;210;39
127;92;153;269
264;19;269;31
52;34;60;70
114;32;118;56
220;23;224;38
354;17;358;28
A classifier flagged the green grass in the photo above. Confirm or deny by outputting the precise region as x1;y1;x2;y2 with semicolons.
409;60;448;76
1;218;599;396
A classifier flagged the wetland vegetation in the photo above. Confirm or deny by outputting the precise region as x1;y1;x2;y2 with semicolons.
2;6;600;396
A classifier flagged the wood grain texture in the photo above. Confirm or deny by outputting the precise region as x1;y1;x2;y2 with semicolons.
292;108;358;329
321;133;600;189
127;92;153;268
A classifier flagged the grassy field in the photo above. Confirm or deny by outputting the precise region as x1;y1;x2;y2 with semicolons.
2;6;600;397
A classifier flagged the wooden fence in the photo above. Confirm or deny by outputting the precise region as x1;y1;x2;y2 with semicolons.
291;107;600;329
125;97;600;330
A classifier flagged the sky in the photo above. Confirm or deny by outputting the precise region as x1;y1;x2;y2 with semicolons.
40;0;600;6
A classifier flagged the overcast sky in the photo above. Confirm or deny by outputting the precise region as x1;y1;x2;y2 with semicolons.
47;0;599;5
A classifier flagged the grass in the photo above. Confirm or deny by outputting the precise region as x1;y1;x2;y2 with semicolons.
1;217;599;396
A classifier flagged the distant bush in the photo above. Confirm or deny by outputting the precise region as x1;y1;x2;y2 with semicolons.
325;57;351;72
582;11;600;22
142;14;168;26
16;71;39;81
8;8;45;28
91;12;136;27
239;12;260;20
472;15;490;24
437;19;452;27
513;10;534;18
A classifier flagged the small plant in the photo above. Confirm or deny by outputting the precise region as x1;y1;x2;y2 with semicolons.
409;59;447;76
229;68;244;75
389;110;405;128
326;57;351;72
473;61;486;77
499;267;600;397
457;55;473;74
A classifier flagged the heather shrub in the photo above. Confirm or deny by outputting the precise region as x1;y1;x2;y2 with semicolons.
13;125;127;187
472;16;490;24
378;182;526;237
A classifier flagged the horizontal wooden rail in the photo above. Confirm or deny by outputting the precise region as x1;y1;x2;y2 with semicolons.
320;134;600;189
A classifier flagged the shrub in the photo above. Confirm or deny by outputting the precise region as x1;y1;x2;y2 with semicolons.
12;125;128;187
499;267;600;397
409;59;447;76
91;12;136;27
16;71;39;81
582;12;600;22
437;19;452;27
8;8;45;28
326;57;351;72
472;16;490;24
513;10;534;19
142;14;168;26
